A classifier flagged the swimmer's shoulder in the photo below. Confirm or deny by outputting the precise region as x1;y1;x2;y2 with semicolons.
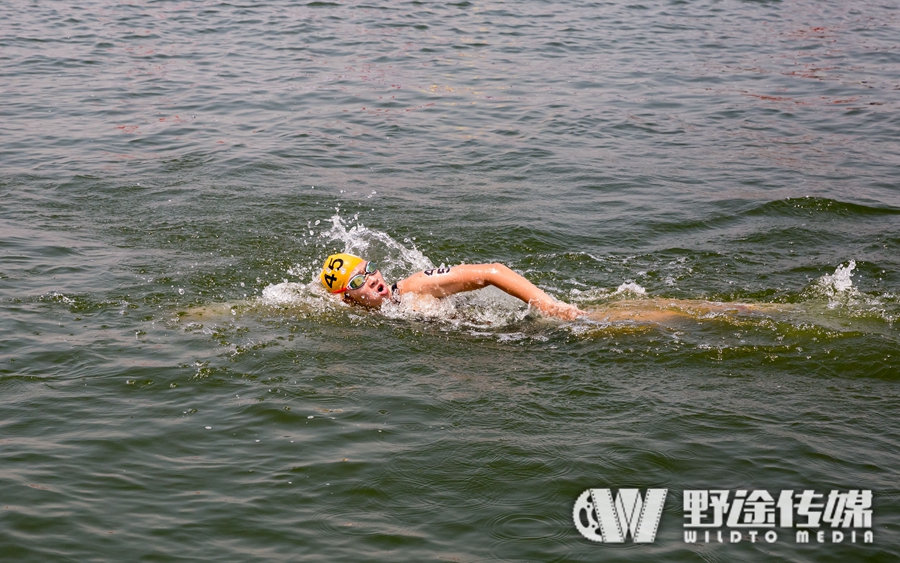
394;266;454;295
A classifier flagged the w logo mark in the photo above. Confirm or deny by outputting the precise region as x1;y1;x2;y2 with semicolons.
573;488;667;543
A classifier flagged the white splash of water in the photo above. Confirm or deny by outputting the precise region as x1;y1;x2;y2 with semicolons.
612;282;647;297
802;260;899;324
47;292;75;304
261;214;433;312
320;213;433;283
820;260;856;295
570;281;648;303
814;260;859;309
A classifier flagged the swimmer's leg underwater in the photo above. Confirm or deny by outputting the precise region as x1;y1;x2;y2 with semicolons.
583;298;794;324
176;302;246;322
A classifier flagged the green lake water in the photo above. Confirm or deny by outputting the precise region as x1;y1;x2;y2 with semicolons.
1;0;899;561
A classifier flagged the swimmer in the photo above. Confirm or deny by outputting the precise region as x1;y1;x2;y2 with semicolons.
176;254;787;324
320;253;584;320
320;253;786;323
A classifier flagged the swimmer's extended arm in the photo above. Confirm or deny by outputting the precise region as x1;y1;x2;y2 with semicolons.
397;263;584;320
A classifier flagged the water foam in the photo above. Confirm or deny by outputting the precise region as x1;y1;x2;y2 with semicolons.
803;260;897;325
260;282;317;306
819;260;856;296
320;213;434;283
811;260;860;309
379;286;531;328
612;282;648;297
569;281;648;304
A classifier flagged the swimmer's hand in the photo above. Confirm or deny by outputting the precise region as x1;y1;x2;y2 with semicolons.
533;300;585;321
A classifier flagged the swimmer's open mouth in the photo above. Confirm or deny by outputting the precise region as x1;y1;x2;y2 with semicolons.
377;283;386;294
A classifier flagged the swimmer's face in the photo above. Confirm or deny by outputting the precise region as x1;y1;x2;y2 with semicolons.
344;261;391;308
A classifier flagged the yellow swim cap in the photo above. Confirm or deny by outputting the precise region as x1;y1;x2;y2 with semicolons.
320;253;364;293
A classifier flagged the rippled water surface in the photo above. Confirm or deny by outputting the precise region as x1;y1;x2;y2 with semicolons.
2;0;900;561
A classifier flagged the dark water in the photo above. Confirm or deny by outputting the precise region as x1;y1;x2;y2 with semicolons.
2;0;899;561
